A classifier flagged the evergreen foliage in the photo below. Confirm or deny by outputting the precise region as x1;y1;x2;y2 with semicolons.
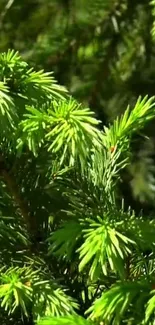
0;49;155;325
2;1;155;207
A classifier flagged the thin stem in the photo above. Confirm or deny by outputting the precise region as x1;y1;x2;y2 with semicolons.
0;154;37;244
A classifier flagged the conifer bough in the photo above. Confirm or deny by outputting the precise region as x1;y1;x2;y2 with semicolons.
0;50;155;325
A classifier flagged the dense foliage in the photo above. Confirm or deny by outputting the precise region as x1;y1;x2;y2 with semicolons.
1;1;155;324
0;49;155;325
2;0;155;207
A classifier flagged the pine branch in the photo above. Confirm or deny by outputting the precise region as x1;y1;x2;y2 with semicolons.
37;315;93;325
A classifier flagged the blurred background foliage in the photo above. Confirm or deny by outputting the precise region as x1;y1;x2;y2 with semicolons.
0;0;154;122
0;0;155;207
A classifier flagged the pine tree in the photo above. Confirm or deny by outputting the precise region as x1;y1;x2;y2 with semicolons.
1;49;155;325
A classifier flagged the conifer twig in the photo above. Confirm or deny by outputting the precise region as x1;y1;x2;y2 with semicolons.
0;153;37;242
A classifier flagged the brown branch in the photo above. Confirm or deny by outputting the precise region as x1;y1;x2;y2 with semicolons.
0;0;15;27
0;154;37;243
2;170;31;225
